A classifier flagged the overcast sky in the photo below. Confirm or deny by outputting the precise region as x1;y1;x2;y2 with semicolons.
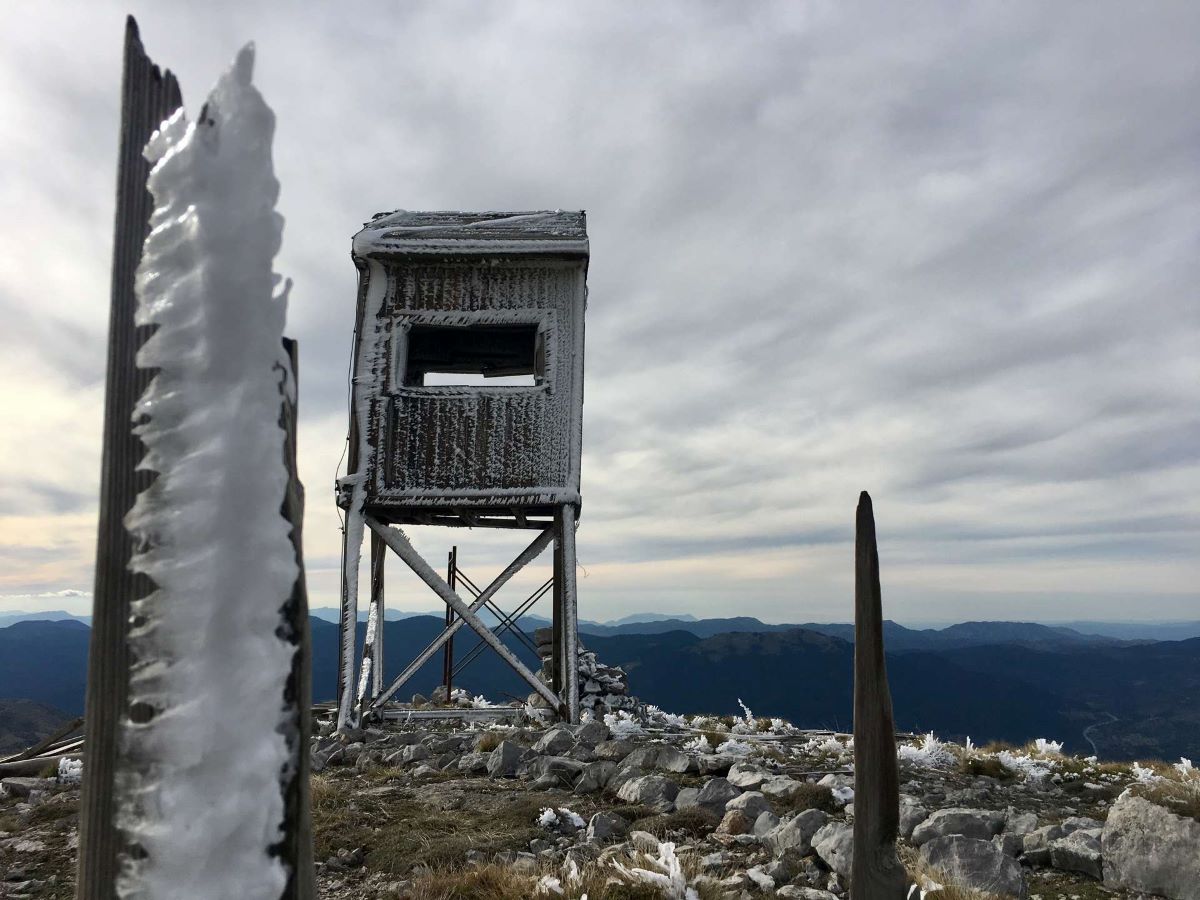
1;1;1196;625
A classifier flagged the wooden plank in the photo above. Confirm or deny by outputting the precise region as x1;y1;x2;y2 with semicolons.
369;527;554;709
0;717;83;765
78;18;181;900
850;491;907;900
364;517;561;711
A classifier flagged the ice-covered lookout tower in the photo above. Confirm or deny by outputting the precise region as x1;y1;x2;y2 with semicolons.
335;210;588;728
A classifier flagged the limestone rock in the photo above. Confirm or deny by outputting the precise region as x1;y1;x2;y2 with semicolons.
571;720;610;746
1049;828;1102;880
898;796;928;840
486;740;525;778
574;760;617;794
760;776;806;803
696;754;734;776
911;807;1006;846
764;809;830;857
593;739;635;761
754;810;781;837
920;835;1026;899
716;810;754;836
725;790;772;820
1103;793;1200;900
688;777;742;815
586;811;628;843
654;746;692;774
776;888;838;900
727;762;771;789
533;726;575;755
812;821;854;878
616;775;679;812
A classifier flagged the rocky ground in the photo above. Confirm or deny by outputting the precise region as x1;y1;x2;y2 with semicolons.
4;708;1197;899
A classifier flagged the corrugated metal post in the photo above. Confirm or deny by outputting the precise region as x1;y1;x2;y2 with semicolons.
77;18;181;899
279;339;315;900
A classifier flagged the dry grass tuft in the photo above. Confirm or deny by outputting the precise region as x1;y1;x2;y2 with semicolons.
958;755;1015;781
979;740;1016;754
475;731;505;753
901;846;1011;900
630;806;721;838
776;782;838;814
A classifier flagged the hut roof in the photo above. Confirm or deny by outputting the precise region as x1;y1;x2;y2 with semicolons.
353;210;588;258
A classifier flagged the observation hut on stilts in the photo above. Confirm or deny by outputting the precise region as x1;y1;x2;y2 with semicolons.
335;210;589;730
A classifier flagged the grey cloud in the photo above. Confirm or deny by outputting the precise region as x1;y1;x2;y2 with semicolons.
1;1;1197;619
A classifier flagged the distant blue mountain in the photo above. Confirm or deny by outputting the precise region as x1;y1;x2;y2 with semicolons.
0;610;91;628
1;616;1197;760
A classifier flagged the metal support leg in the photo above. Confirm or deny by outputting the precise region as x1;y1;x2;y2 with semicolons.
443;546;456;700
552;525;564;695
355;530;384;714
366;519;560;711
556;505;580;724
335;510;363;730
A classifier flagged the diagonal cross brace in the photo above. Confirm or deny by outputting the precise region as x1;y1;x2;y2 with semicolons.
364;517;560;712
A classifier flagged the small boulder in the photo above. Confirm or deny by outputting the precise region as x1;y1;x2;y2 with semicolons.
586;811;628;844
593;739;636;761
899;797;928;840
764;809;830;857
1049;829;1103;880
812;821;854;878
533;726;575;756
616;775;679;813
571;720;610;746
1103;793;1200;900
754;810;781;837
574;760;617;794
761;776;806;803
727;762;771;789
655;747;692;774
689;777;742;814
487;740;525;778
775;888;838;900
920;835;1026;899
696;754;734;776
911;808;1006;846
716;810;754;836
726;790;772;821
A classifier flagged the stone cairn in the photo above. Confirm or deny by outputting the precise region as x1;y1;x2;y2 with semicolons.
531;627;640;716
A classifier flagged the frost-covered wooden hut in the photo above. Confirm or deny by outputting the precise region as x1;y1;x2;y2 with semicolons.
336;210;588;727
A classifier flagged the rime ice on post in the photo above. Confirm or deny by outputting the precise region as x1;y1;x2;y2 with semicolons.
119;45;296;899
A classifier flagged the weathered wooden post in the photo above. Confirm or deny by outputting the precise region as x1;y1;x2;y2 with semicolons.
77;18;181;899
851;491;908;900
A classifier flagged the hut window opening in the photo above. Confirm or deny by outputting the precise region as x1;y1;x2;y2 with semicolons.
404;323;543;387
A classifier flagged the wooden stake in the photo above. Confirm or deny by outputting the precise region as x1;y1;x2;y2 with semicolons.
851;492;907;900
77;18;181;899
